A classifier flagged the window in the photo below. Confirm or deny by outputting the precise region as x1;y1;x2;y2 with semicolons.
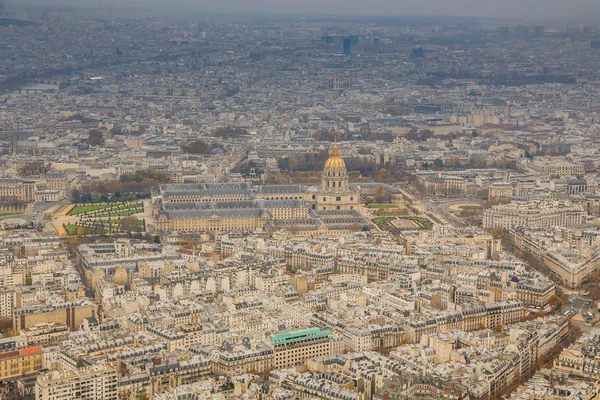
336;206;341;210
323;197;326;201
336;197;341;201
312;195;316;199
350;197;354;201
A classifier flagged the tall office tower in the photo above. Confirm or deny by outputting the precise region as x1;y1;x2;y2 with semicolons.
343;37;352;55
534;26;545;38
499;27;509;38
516;25;529;39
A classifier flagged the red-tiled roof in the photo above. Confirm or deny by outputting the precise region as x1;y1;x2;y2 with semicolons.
19;347;42;356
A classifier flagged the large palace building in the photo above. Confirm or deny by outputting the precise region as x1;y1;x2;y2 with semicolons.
153;144;368;236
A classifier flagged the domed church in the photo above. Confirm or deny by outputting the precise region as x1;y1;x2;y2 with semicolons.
309;143;360;211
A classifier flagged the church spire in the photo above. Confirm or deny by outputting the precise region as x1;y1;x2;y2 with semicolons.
331;141;339;157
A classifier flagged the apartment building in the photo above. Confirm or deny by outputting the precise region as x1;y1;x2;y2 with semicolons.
528;159;585;176
405;301;524;343
0;289;21;319
0;178;35;202
271;328;333;369
488;182;513;202
483;201;585;229
13;300;95;332
35;365;118;400
0;347;44;381
416;173;466;197
22;322;70;346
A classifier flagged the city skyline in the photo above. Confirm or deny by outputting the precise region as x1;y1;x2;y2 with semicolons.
13;0;600;21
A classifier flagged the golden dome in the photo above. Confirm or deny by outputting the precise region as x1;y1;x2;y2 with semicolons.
324;143;346;170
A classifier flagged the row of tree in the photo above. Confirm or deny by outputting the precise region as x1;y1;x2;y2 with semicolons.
180;140;223;155
213;126;247;139
19;162;51;176
72;169;171;203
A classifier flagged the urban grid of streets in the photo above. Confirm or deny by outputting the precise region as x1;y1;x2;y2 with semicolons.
1;3;600;400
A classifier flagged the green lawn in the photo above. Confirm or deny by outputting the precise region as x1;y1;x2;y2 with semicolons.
78;219;144;226
376;211;409;216
98;208;143;217
366;204;397;209
82;209;143;218
409;217;433;227
372;217;395;231
0;212;24;217
372;216;433;231
458;205;482;210
68;204;112;215
64;224;87;235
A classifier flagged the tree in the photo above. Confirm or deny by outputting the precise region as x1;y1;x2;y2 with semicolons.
374;186;392;203
312;130;341;142
71;189;81;203
76;227;86;236
19;162;48;176
181;140;210;154
418;129;434;141
88;129;105;146
433;158;444;169
0;318;13;336
588;284;600;301
489;227;504;239
120;217;139;233
584;160;597;173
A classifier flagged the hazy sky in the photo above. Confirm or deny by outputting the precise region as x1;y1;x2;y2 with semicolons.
18;0;600;20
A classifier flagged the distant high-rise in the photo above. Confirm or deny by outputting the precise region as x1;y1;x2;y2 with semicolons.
534;26;545;38
343;37;352;55
591;40;600;50
321;35;335;45
411;47;425;58
583;26;592;41
516;25;529;39
498;27;509;38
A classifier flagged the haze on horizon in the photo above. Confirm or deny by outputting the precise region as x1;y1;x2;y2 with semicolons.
14;0;600;21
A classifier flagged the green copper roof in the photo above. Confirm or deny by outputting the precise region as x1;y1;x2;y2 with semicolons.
271;327;332;345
